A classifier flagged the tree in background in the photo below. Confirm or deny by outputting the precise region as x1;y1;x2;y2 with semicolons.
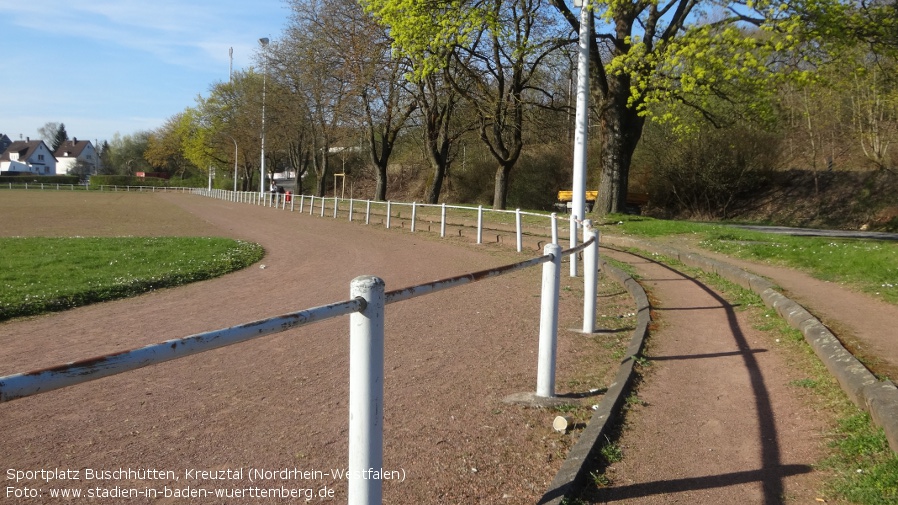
415;67;472;204
102;132;152;175
285;0;417;201
448;0;568;209
144;113;200;179
274;2;359;197
364;0;568;209
97;141;112;174
37;122;67;150
52;124;69;152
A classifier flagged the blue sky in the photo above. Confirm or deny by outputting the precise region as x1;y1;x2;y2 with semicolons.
1;0;289;146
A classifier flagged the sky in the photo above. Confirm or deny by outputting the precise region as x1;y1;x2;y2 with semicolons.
0;0;290;146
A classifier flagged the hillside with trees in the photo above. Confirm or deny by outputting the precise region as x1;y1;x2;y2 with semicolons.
95;0;897;230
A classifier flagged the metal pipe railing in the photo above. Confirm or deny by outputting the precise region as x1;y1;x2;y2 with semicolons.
0;298;365;403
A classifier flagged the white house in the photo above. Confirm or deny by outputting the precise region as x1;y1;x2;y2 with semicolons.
0;138;57;175
54;138;98;175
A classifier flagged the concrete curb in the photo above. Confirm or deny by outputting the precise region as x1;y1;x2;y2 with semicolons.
605;235;898;454
538;258;651;505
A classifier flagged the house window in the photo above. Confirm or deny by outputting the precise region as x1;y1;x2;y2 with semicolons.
38;154;44;161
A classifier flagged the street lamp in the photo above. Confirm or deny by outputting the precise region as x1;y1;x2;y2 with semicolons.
259;37;269;197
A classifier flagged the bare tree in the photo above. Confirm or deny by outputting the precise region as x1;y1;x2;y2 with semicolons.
447;0;568;209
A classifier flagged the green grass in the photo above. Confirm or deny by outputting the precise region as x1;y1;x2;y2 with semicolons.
602;215;898;305
824;414;898;504
0;236;263;321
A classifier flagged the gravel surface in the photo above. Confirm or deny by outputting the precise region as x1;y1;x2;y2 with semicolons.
0;193;618;504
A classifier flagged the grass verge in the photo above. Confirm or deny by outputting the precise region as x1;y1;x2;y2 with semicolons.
0;236;263;321
600;215;898;305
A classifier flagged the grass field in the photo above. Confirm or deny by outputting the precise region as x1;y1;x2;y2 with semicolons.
0;191;263;321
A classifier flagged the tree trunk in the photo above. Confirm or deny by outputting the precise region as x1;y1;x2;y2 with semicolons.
374;162;388;201
595;72;645;216
427;161;446;204
315;156;328;197
370;138;391;201
426;134;450;204
492;163;512;210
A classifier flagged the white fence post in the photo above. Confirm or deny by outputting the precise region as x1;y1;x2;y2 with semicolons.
515;208;523;253
476;205;483;244
348;276;385;505
582;220;599;334
320;197;326;217
440;203;447;238
334;198;339;219
551;212;559;245
569;214;579;277
386;201;392;229
349;199;355;221
366;201;371;224
411;202;417;232
537;243;562;398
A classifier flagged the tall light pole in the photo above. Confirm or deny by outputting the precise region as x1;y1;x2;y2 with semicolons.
259;37;269;197
570;0;590;277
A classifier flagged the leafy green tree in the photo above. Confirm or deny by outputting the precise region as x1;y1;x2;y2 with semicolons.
177;70;287;192
144;113;199;179
365;0;842;214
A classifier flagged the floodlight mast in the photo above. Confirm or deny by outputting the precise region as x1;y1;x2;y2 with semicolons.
259;37;270;198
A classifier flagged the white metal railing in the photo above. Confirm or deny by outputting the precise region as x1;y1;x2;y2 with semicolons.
0;211;600;504
2;182;84;191
0;183;198;193
196;189;584;270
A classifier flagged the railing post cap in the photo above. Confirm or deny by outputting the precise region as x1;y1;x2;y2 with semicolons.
351;275;385;289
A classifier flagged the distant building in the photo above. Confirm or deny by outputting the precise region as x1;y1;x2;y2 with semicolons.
54;138;98;175
0;138;57;175
0;134;12;154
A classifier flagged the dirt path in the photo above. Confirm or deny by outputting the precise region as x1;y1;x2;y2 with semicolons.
0;193;627;504
590;248;830;504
